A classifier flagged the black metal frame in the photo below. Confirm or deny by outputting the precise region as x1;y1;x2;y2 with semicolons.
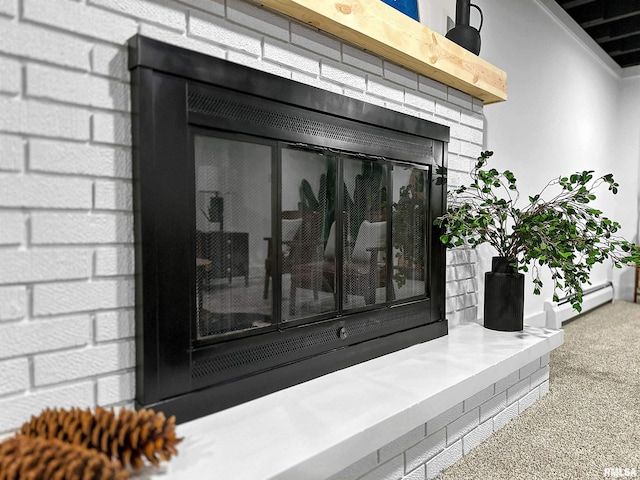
129;35;450;423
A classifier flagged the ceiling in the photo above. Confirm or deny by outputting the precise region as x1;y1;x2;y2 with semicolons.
554;0;640;68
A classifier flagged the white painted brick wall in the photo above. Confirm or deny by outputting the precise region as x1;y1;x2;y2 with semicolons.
0;57;20;95
29;139;132;178
321;59;367;90
264;38;321;75
330;356;551;480
531;364;550;387
92;112;132;146
368;77;407;103
0;358;29;396
418;76;448;101
94;247;135;277
291;71;344;95
384;61;419;89
379;424;426;464
24;0;139;44
0;18;92;70
446;408;479;445
480;391;508;424
519;387;540;412
0;0;16;17
292;22;341;61
97;371;136;406
404;466;426;480
493;401;519;431
0;174;93;209
462;419;493;454
426;440;463;479
0;212;25;245
92;44;129;81
359;456;404;480
0;382;95;433
189;13;262;56
33;279;135;315
94;310;135;342
88;0;187;32
0;134;24;172
26;64;131;112
506;377;530;404
520;359;541;379
227;0;289;41
34;341;135;386
0;0;482;436
426;402;463;435
94;181;133;211
0;315;92;359
463;384;494;412
30;213;133;245
0;248;91;284
405;429;446;474
0;98;90;140
0;286;27;321
342;44;384;76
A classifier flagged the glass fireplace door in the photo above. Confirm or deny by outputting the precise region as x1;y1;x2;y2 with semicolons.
342;157;389;309
281;148;337;321
194;135;272;339
391;165;429;300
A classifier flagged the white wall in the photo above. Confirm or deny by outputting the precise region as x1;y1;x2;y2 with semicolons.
422;0;640;316
612;75;640;299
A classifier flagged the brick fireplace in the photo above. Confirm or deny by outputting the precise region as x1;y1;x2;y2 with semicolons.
129;34;449;420
0;0;563;478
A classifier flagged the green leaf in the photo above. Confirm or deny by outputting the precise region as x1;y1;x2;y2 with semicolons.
438;151;633;314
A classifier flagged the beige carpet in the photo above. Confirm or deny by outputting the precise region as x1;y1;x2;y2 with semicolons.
440;300;640;480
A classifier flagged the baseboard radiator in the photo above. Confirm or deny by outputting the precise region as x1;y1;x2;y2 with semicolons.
544;282;613;329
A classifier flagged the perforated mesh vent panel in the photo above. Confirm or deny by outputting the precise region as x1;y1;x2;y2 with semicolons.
192;328;336;378
192;310;422;379
188;91;431;157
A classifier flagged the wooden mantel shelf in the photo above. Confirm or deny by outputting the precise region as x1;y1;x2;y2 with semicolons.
253;0;507;104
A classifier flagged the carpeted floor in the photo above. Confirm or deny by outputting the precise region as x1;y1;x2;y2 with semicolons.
440;300;640;480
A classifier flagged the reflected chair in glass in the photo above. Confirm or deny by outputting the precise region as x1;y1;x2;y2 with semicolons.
263;211;302;299
289;213;394;315
287;212;331;316
343;218;390;306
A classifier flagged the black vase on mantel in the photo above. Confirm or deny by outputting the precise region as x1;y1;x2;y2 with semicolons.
445;0;483;55
484;257;524;331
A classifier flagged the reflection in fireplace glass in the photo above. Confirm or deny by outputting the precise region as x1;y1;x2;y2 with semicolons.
342;156;389;309
283;148;337;321
194;135;272;338
392;166;428;300
282;148;430;319
193;139;432;338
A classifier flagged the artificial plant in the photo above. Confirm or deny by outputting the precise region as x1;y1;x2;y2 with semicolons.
435;151;640;311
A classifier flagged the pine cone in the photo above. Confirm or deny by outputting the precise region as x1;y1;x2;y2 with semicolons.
20;407;182;471
0;435;129;480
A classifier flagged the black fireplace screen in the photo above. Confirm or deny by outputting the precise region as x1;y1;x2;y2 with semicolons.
129;35;449;422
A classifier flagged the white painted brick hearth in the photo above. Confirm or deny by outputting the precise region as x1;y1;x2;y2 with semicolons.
0;0;482;450
329;355;551;480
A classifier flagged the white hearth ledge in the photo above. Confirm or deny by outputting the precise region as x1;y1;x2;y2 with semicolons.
148;323;563;480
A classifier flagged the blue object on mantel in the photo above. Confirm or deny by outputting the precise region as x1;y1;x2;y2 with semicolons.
380;0;419;21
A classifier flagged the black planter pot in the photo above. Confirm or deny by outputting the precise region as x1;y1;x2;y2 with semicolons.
483;257;524;331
